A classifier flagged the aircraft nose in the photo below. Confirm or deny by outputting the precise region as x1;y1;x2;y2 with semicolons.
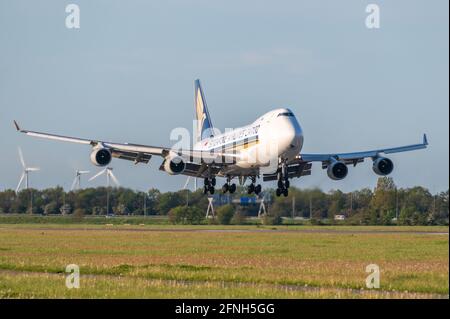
288;126;303;151
286;125;296;147
275;115;303;154
276;118;298;149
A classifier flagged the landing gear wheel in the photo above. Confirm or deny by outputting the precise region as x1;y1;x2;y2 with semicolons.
254;184;262;195
283;188;289;197
208;186;215;195
211;177;216;186
229;183;236;193
277;180;284;189
203;186;209;195
285;180;290;189
222;183;229;193
247;183;255;194
276;188;282;197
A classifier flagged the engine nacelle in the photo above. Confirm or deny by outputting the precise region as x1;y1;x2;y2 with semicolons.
164;155;186;175
372;157;394;176
90;147;112;167
327;161;348;180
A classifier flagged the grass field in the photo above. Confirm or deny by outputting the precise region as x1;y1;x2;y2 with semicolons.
0;224;448;298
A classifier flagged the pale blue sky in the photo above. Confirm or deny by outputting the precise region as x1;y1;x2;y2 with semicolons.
0;0;448;193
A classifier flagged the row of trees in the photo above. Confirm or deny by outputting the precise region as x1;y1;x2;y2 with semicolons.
269;178;448;225
0;178;448;225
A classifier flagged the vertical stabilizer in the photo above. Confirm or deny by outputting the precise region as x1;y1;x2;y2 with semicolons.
194;79;214;141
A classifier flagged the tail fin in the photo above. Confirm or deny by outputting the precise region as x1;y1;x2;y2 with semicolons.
194;79;214;141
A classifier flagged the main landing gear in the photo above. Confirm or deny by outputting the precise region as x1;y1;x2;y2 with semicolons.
206;176;262;195
276;161;290;197
276;180;289;197
203;177;216;195
222;177;236;194
247;176;262;195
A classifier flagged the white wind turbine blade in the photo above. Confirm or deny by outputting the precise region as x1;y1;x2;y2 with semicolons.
79;170;90;174
26;167;40;172
89;168;107;182
18;147;26;168
183;176;191;190
16;172;25;193
70;176;78;191
108;169;120;187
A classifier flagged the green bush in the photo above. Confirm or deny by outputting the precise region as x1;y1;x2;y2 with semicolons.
168;206;184;224
231;210;246;225
72;208;85;221
185;206;204;224
168;206;205;225
216;205;235;225
263;210;283;225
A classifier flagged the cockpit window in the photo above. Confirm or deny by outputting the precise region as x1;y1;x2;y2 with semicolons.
277;112;294;117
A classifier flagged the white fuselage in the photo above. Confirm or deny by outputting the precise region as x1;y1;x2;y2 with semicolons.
193;108;304;170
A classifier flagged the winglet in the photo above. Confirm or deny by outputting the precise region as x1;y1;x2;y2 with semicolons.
423;133;428;146
13;120;21;131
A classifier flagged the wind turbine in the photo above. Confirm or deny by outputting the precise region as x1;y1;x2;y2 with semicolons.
16;147;40;193
89;167;120;215
89;167;120;187
71;170;90;191
183;176;197;191
183;176;198;207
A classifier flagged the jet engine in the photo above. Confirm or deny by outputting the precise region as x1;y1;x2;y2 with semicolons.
372;157;394;176
90;147;112;167
164;155;186;175
327;161;348;180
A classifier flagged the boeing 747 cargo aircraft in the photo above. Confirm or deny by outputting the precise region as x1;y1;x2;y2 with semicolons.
14;80;428;196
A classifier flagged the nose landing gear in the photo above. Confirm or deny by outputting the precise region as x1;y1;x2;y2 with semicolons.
276;186;289;197
276;161;290;197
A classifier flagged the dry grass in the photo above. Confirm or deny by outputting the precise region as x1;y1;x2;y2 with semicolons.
0;225;448;298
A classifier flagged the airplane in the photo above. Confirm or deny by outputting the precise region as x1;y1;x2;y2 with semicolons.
14;79;428;197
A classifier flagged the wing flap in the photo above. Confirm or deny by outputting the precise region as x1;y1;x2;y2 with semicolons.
159;161;222;178
263;162;312;182
112;150;152;164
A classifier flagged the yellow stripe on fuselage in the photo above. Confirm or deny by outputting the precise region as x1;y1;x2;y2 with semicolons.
211;138;259;154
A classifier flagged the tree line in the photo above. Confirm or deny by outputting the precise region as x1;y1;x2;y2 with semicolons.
0;177;448;226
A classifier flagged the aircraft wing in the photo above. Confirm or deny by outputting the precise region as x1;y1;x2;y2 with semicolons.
13;121;240;165
300;134;428;165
